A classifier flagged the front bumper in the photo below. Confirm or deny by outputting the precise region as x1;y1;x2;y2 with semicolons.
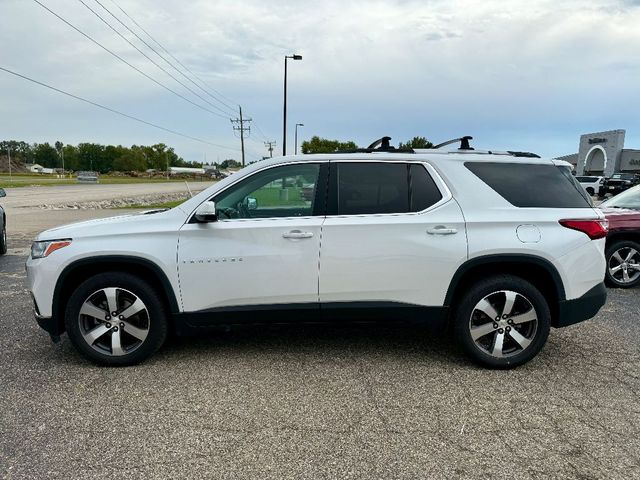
31;291;64;338
555;282;607;328
35;313;64;338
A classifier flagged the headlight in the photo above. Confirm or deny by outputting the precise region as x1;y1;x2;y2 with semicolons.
31;239;72;259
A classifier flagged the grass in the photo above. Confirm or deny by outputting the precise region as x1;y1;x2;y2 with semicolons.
253;187;307;206
0;173;213;189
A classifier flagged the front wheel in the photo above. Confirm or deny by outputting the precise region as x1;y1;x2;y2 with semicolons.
605;240;640;288
453;275;551;369
65;272;168;366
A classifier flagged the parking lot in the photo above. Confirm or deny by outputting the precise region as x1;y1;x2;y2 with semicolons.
1;205;639;479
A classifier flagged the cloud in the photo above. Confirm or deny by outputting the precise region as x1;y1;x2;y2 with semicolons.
0;0;639;161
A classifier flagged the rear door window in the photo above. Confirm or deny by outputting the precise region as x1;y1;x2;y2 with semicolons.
334;162;443;215
337;163;409;215
466;162;592;208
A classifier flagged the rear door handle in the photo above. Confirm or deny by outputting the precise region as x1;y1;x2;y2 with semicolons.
282;230;314;239
427;226;458;235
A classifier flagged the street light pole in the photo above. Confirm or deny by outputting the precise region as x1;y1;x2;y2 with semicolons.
282;54;302;156
295;123;304;155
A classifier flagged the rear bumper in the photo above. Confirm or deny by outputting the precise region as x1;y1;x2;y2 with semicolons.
555;282;607;328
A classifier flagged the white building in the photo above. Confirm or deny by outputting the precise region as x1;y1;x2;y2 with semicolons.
169;167;205;175
26;163;56;174
556;129;640;176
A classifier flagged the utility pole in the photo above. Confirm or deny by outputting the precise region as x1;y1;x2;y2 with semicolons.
165;151;169;180
264;141;276;158
231;105;252;167
57;145;65;177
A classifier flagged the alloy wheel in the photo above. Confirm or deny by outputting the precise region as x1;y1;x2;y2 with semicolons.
608;247;640;285
469;290;538;358
78;287;150;356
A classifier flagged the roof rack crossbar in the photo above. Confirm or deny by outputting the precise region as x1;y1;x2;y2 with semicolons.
432;136;474;150
335;136;415;154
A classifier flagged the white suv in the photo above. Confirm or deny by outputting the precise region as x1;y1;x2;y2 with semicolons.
26;138;608;368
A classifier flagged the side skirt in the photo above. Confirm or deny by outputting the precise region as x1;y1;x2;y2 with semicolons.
172;302;449;336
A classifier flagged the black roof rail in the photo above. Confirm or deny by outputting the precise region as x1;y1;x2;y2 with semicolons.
507;151;541;158
335;136;415;154
432;136;474;150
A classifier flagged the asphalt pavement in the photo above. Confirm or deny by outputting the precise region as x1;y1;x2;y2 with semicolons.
1;225;639;479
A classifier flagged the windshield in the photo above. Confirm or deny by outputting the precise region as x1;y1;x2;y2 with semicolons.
601;185;640;209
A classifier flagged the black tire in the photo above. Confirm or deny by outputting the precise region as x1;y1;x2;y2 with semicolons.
586;187;594;196
605;240;640;288
0;220;6;255
453;275;551;369
65;272;168;366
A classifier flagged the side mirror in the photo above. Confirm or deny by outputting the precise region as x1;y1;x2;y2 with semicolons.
245;196;258;210
194;201;218;223
0;188;5;198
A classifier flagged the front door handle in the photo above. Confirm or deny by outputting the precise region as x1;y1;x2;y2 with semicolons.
427;226;458;235
282;230;314;239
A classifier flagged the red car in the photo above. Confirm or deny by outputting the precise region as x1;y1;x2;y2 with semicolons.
600;185;640;288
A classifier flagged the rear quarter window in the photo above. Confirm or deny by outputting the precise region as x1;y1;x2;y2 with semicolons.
465;162;592;208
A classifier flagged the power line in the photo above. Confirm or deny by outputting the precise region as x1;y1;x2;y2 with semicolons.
0;66;239;151
94;0;236;115
77;0;235;118
107;0;239;112
32;0;229;120
105;0;274;149
252;121;270;142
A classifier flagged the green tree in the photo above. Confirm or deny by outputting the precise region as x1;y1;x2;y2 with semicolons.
77;143;105;172
113;148;146;171
398;136;433;149
220;159;241;169
33;143;59;168
300;136;358;154
0;140;33;161
62;145;79;171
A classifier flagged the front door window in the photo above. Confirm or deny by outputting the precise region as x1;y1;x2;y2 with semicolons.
215;163;321;219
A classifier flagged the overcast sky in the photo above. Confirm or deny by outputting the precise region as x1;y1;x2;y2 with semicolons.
1;0;639;163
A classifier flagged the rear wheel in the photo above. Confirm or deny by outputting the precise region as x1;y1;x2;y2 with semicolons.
586;187;594;196
65;272;168;366
453;275;550;369
605;240;640;288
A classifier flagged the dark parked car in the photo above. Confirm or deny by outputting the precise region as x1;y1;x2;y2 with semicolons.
600;173;640;198
0;188;6;255
600;186;640;287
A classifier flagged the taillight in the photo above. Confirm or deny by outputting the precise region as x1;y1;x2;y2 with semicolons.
559;219;608;240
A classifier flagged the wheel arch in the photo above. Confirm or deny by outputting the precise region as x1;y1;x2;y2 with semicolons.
52;255;180;334
606;232;640;250
444;254;566;322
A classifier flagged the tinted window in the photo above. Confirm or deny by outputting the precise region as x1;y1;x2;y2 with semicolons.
338;163;409;214
410;164;442;211
214;163;321;219
576;176;597;183
466;162;592;208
